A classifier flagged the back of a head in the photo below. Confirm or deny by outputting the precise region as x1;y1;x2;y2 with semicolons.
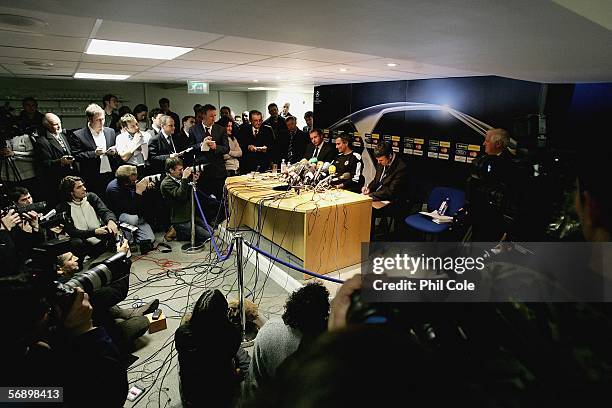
189;289;231;333
282;282;330;336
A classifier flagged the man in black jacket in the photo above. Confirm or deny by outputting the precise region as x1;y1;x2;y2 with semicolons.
304;128;336;164
331;134;364;193
362;142;409;237
238;110;274;173
34;113;79;209
159;97;180;136
148;114;180;175
190;104;229;199
69;104;118;200
285;116;309;164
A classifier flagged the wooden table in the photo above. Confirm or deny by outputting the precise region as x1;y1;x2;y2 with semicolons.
225;175;372;277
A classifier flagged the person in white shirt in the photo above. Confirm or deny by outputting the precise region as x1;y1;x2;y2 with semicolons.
115;113;148;176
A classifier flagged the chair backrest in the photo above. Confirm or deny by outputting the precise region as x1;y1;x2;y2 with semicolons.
427;186;465;215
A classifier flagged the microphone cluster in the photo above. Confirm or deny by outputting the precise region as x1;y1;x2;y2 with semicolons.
282;158;337;188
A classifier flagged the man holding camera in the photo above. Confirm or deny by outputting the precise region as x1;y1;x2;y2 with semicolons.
105;165;156;254
34;113;78;209
160;157;211;243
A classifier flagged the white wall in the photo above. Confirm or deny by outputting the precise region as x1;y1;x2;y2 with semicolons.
264;90;314;129
0;78;250;129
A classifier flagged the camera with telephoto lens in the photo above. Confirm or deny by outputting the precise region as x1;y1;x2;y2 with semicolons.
1;201;47;217
27;238;130;314
143;163;209;184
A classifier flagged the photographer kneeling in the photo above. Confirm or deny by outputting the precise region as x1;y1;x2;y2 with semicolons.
0;275;128;407
55;241;158;357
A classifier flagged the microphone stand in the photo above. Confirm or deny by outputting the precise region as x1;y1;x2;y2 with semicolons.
235;234;255;347
181;180;205;254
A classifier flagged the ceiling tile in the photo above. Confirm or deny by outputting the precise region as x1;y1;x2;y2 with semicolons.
0;56;77;68
202;36;314;56
78;62;150;72
3;64;75;75
249;57;333;69
220;65;302;75
95;21;222;48
147;67;213;75
0;31;87;52
154;60;235;71
0;7;95;37
81;54;162;66
286;48;380;63
0;46;82;61
178;49;269;64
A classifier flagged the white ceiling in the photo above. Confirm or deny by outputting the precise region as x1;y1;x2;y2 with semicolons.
0;1;610;90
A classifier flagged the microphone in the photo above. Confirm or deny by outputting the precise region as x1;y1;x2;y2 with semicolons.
313;161;331;183
331;172;351;183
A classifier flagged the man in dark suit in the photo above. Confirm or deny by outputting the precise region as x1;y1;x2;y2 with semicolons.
263;103;288;165
285;116;309;164
189;104;229;200
303;128;336;164
362;142;409;238
69;104;118;200
237;110;274;173
159;97;180;136
102;94;120;132
149;115;180;176
34;113;79;209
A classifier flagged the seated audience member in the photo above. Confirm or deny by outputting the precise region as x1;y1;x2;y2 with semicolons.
69;103;118;200
57;176;118;258
55;243;158;355
149;114;179;175
34;112;78;209
238;110;273;173
115;114;148;176
218;116;242;176
1;275;128;407
284;116;309;164
160;157;211;242
175;289;250;408
177;115;196;153
362;141;409;235
331;134;365;193
17;96;44;134
105;165;155;254
304;128;336;163
133;104;149;132
248;282;330;391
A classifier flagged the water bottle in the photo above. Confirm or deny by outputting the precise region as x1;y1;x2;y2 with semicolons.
437;197;450;215
281;159;286;173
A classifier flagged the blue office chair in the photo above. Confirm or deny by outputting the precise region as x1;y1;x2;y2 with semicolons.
404;187;465;235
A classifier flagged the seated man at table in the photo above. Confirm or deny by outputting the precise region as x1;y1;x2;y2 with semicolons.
160;157;211;243
331;134;364;193
362;142;409;237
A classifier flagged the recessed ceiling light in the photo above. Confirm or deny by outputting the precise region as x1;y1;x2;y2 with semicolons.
275;76;281;80
23;60;55;67
86;39;192;60
74;72;130;80
339;68;348;72
386;63;397;67
0;14;48;31
248;87;279;91
253;79;259;82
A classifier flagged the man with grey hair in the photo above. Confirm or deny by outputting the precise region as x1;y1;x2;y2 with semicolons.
34;113;78;208
69;103;118;199
483;128;511;157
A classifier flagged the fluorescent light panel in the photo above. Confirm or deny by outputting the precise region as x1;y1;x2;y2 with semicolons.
74;72;130;80
86;39;192;60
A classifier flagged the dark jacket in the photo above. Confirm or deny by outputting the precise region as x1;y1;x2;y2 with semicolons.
34;131;79;206
285;128;310;164
160;175;191;224
69;126;118;182
367;154;409;202
189;122;229;179
303;141;336;164
332;151;365;193
105;178;145;216
56;192;117;239
148;131;179;175
237;124;274;173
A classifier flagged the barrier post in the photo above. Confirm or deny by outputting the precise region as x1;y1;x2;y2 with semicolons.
181;183;205;253
235;234;254;346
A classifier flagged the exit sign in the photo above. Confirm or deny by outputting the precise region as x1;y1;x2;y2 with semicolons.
187;81;209;94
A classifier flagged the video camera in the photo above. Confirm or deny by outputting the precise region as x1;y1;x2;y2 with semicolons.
1;201;47;217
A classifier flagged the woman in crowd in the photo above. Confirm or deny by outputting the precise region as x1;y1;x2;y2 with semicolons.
218;116;242;176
